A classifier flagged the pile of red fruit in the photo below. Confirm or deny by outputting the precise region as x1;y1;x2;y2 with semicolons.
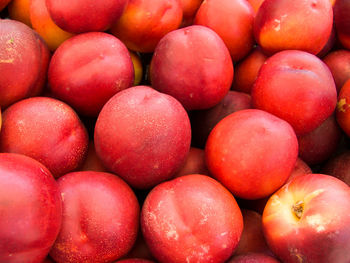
1;0;350;262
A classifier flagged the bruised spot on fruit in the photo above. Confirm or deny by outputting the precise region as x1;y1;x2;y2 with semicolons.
292;200;304;219
289;248;305;263
337;98;348;112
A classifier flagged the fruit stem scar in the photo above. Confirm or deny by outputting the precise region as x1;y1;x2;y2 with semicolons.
337;98;348;112
292;200;304;219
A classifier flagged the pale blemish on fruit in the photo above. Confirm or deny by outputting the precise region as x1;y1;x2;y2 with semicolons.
337;98;348;112
0;58;14;63
306;214;326;233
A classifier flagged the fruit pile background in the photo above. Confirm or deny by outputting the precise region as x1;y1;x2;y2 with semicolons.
1;0;350;262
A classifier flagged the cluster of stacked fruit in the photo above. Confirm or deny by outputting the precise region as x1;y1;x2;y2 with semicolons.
1;0;350;262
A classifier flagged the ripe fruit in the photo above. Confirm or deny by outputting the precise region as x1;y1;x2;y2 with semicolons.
151;25;233;110
206;109;298;200
141;174;243;263
0;153;62;263
263;174;350;263
94;86;191;189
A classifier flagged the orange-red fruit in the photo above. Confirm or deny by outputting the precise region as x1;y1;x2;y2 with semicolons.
94;86;191;189
0;0;11;11
336;79;350;136
45;0;128;34
50;171;140;263
194;0;255;61
254;0;333;55
0;19;41;108
30;0;74;51
110;0;183;53
263;174;350;262
48;32;134;117
0;97;89;178
205;109;298;200
232;47;268;94
141;174;243;263
252;50;337;135
8;0;31;27
151;25;233;110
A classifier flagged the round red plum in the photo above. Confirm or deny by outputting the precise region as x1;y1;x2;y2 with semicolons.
141;174;243;263
45;0;128;33
150;25;233;110
48;32;134;117
254;0;333;55
252;50;337;135
0;153;62;263
194;0;255;61
0;97;89;178
94;86;191;189
50;171;140;263
0;19;42;108
205;109;298;200
115;260;155;263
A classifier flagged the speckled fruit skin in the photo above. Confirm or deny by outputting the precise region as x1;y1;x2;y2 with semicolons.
263;174;350;263
115;259;155;263
48;32;134;117
205;109;298;200
0;19;42;108
94;86;191;189
194;0;255;61
254;0;333;55
0;97;89;178
110;0;182;53
50;171;140;263
228;253;280;263
45;0;128;33
141;174;243;263
0;153;62;263
151;25;233;110
252;50;337;135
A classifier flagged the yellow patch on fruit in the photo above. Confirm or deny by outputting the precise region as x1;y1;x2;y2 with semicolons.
337;98;347;113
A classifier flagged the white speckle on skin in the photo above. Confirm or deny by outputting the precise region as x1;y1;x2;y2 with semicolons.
166;229;179;240
274;19;281;31
306;214;326;233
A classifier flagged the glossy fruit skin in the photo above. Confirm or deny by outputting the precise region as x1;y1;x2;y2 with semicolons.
48;32;134;117
263;174;350;263
110;0;183;53
151;25;233;110
206;109;298;200
45;0;128;33
252;50;337;135
50;171;140;263
194;0;255;61
254;0;333;55
0;153;62;263
141;174;243;263
94;86;191;189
